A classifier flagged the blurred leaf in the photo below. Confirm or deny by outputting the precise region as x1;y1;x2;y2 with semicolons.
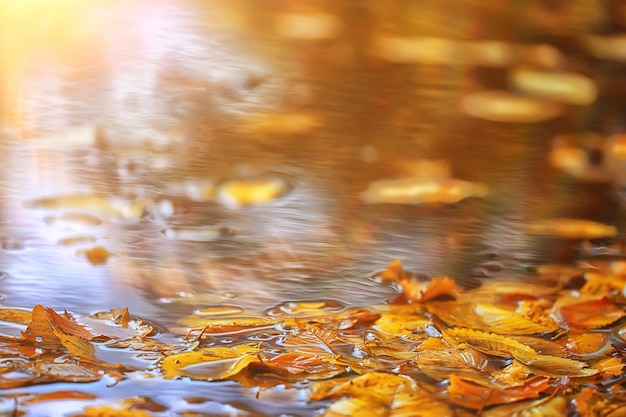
556;298;626;329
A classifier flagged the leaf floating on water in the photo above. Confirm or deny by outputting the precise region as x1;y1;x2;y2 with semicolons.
161;344;261;380
24;194;145;219
310;372;453;417
378;260;460;302
461;90;563;123
216;176;293;209
510;68;598;105
574;387;626;417
56;235;98;246
481;395;567;417
441;327;537;358
160;225;234;242
77;405;154;417
513;351;598;378
0;307;32;325
556;298;626;329
593;357;625;376
275;12;341;40
563;332;610;357
402;276;460;302
78;246;112;266
361;177;487;205
281;320;342;356
240;111;322;135
43;212;103;226
176;315;276;335
447;374;551;410
526;218;617;239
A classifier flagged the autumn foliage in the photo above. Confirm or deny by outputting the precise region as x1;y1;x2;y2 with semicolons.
2;259;626;415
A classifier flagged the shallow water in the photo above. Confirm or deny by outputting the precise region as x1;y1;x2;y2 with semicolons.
1;0;626;415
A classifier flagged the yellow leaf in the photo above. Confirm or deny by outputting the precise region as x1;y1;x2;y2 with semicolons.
415;345;491;381
526;218;617;239
374;313;430;340
161;344;261;380
400;276;460;302
513;351;598;378
311;372;453;417
441;327;537;358
593;357;625;376
177;316;275;334
78;405;153;417
281;320;342;356
481;396;567;417
0;307;32;325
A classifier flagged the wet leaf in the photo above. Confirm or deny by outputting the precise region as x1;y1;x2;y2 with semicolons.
430;302;560;335
401;276;460;302
574;387;626;417
22;390;97;404
441;327;537;358
280;320;343;356
176;315;276;334
79;246;112;265
556;298;626;329
563;332;610;357
361;177;487;205
216;176;293;208
161;344;261;380
415;340;492;380
593;357;624;376
481;396;567;417
74;405;154;417
513;351;598;378
526;218;617;239
310;372;453;417
0;307;32;325
374;312;430;340
447;374;551;410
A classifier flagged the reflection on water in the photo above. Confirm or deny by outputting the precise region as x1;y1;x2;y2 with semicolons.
2;0;626;413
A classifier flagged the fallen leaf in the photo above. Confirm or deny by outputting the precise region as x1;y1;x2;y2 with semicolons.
441;327;537;358
513;351;598;378
556;298;626;329
311;372;453;417
447;374;551;410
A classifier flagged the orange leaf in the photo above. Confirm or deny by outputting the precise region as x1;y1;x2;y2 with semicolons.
379;259;410;283
401;276;459;302
447;374;551;410
557;298;626;329
46;307;96;340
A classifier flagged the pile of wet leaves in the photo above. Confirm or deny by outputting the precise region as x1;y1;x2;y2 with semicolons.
2;258;626;416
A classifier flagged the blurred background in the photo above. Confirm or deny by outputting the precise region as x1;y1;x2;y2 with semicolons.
0;0;625;332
